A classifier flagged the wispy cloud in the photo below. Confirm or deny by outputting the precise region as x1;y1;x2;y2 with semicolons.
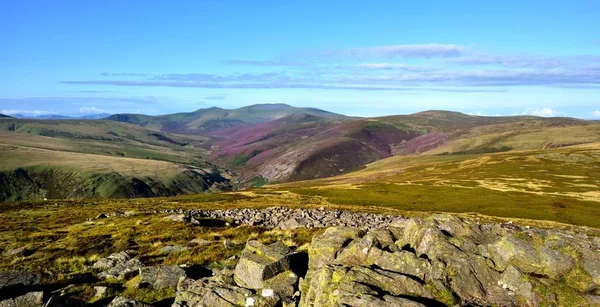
316;44;467;59
225;59;304;66
355;63;433;72
591;110;600;118
101;72;152;77
61;65;600;89
60;80;418;91
59;43;600;91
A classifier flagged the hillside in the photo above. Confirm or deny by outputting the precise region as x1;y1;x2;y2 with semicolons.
209;114;421;183
272;142;600;227
3;108;600;200
207;109;600;185
0;114;12;118
107;103;345;133
0;119;233;201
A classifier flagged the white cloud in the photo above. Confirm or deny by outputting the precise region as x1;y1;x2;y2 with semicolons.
79;107;106;114
591;110;600;118
467;111;502;116
520;108;565;117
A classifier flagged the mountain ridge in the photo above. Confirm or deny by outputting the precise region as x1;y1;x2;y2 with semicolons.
2;106;600;200
106;103;346;133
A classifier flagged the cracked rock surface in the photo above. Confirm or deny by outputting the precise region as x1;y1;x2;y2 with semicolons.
299;214;600;307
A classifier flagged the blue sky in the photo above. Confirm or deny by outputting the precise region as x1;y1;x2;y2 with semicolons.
1;1;599;118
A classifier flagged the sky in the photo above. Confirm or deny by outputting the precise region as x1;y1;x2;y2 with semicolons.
1;1;599;118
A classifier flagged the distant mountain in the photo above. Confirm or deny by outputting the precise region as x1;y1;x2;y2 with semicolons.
0;114;12;118
107;103;346;133
78;113;112;119
7;113;111;120
34;115;74;120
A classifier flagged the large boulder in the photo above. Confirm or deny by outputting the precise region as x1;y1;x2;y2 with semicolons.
233;241;294;289
138;265;186;289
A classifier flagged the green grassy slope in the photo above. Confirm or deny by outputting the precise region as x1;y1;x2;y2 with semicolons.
0;119;233;201
0;119;212;164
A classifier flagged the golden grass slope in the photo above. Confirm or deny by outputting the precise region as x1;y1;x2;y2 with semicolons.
0;143;184;178
271;143;600;227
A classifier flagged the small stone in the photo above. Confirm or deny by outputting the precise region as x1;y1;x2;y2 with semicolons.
165;214;186;222
160;245;188;253
190;238;212;246
94;286;108;298
3;247;27;257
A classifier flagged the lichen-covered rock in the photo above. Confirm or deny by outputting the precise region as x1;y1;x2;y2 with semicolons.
93;250;145;281
300;214;600;307
107;296;152;307
308;227;365;270
138;264;186;289
582;254;600;288
173;277;253;307
0;271;41;291
98;258;143;280
499;265;538;306
262;271;298;299
0;291;44;307
233;241;294;289
160;245;188;253
44;295;89;307
278;218;306;230
92;250;135;270
486;235;575;279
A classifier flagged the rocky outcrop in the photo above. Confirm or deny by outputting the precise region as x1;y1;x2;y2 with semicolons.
300;214;600;306
3;213;600;306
